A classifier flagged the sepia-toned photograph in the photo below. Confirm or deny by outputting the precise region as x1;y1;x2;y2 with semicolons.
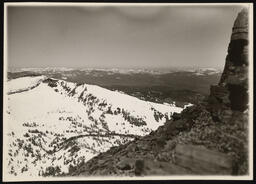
2;2;254;181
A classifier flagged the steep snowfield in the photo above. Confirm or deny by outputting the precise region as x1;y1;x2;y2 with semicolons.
53;79;182;132
4;76;184;179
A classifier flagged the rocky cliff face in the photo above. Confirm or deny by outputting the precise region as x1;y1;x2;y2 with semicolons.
66;8;249;177
208;8;249;121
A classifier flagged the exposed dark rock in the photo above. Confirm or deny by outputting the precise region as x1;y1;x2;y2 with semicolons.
43;78;58;88
117;158;132;170
134;159;144;176
174;144;233;175
172;112;182;120
228;84;248;111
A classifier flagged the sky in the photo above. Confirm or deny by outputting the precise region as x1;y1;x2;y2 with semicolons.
7;4;246;69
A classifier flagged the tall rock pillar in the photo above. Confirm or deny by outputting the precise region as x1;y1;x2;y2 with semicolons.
208;8;249;122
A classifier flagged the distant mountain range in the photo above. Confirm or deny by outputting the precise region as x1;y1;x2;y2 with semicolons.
7;68;221;102
8;67;222;75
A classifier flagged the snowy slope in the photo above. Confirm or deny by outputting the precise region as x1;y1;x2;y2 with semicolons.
4;76;184;179
7;76;47;94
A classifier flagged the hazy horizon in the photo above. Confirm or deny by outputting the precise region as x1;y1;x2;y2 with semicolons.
7;4;246;69
8;65;223;71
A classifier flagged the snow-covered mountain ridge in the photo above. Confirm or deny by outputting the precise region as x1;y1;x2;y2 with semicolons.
4;76;185;178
